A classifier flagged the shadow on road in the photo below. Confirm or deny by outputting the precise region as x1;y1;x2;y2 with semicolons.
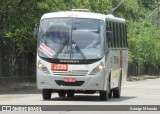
0;89;41;95
44;94;136;102
108;96;136;102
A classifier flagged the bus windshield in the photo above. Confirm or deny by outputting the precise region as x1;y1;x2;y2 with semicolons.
38;18;105;60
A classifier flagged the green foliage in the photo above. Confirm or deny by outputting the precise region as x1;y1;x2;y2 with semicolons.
0;0;160;74
0;0;43;52
112;0;139;20
128;21;160;68
138;0;159;10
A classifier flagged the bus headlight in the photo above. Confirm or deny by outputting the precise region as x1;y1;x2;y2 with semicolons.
89;63;104;75
37;61;50;74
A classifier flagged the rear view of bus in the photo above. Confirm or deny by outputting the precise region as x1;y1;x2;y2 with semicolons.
34;9;128;101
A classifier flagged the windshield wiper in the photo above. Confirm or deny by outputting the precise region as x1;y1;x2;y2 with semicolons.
54;38;69;59
71;40;87;60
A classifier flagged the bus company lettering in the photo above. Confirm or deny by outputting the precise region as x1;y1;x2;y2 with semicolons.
60;60;80;63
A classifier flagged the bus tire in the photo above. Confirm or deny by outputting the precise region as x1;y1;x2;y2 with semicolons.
108;74;112;98
42;89;52;100
109;90;112;98
58;91;66;97
113;88;121;98
99;91;108;101
67;91;74;97
113;72;122;98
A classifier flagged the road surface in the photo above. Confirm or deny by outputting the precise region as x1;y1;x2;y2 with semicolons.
0;78;160;114
0;78;160;105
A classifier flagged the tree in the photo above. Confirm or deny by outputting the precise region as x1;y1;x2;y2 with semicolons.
0;0;159;78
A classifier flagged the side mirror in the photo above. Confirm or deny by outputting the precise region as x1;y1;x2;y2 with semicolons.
106;31;112;41
34;24;39;38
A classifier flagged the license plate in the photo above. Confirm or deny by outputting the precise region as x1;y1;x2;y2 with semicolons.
64;78;75;82
51;64;68;71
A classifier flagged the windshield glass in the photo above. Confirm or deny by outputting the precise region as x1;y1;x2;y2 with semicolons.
38;18;105;60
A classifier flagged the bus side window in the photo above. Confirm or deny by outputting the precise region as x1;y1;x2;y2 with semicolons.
116;23;119;48
106;21;112;48
109;22;112;40
122;24;126;48
121;24;125;48
113;22;116;48
110;22;113;48
124;24;128;48
120;24;123;48
118;23;122;48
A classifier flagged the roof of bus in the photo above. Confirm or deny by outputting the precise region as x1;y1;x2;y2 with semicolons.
41;11;126;23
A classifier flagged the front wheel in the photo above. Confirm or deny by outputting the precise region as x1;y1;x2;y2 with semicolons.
42;89;52;100
99;91;109;101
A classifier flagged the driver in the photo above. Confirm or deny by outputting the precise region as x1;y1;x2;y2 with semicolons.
57;26;67;43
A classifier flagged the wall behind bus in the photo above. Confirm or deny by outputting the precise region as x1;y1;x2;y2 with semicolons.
0;38;36;85
128;62;160;76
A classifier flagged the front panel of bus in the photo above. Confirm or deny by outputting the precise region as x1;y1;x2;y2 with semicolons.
36;17;107;91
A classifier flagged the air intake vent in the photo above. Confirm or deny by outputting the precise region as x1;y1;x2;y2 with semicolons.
71;9;90;12
55;80;84;86
53;70;88;76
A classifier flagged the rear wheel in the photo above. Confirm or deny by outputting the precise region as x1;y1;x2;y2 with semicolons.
67;91;74;97
42;89;52;100
109;90;112;98
99;91;109;101
113;72;122;98
113;88;121;98
108;75;112;98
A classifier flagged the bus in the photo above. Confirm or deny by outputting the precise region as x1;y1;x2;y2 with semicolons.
34;9;128;101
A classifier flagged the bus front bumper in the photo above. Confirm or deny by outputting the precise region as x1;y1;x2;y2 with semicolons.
37;69;106;91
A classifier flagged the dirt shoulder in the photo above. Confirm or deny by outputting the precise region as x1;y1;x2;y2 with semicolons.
0;82;40;94
127;75;160;81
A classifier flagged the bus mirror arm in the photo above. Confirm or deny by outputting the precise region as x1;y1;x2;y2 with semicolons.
34;23;39;38
106;31;112;41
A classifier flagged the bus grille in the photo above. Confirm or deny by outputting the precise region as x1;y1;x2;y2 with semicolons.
52;70;88;76
55;80;84;86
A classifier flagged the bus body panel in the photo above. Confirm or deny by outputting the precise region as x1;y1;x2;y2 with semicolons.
37;56;107;91
103;49;127;90
37;49;128;91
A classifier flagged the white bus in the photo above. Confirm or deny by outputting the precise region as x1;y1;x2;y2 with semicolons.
34;9;128;101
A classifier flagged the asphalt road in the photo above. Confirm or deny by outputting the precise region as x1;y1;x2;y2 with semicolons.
0;78;160;105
